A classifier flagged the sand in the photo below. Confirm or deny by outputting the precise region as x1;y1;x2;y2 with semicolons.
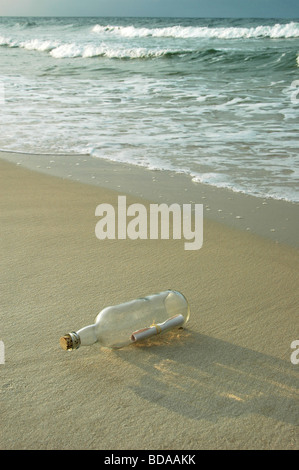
0;157;298;450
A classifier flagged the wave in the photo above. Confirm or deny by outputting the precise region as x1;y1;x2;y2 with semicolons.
20;20;38;28
0;36;197;59
50;43;193;59
21;39;60;52
0;35;17;47
0;34;297;65
8;20;38;29
46;44;299;68
0;36;60;52
92;22;299;39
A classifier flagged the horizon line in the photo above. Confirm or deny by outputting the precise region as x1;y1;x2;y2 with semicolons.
0;15;298;19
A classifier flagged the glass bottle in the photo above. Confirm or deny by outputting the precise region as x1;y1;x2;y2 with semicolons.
60;290;190;350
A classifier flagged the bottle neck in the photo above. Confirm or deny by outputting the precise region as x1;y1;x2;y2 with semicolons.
76;324;98;346
60;324;97;350
60;331;81;350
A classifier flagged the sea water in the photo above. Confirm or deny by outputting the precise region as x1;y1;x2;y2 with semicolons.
0;16;298;201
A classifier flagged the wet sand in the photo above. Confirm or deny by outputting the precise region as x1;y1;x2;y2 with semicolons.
1;150;299;248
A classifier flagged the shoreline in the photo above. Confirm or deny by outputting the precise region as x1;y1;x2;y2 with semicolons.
1;157;299;450
0;151;298;248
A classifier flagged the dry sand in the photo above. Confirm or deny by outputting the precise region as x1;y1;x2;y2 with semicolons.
0;158;298;450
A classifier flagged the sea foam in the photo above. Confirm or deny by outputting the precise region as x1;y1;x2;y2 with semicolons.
92;22;299;39
50;43;184;59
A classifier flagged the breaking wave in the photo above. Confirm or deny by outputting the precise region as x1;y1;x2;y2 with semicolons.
92;22;299;39
0;36;195;58
1;34;298;67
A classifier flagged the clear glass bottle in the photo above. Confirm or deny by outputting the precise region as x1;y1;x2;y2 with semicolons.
60;290;190;350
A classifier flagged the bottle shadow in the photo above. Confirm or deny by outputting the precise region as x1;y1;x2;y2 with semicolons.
115;329;299;425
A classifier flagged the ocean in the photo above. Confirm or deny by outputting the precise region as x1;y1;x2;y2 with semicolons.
0;16;298;201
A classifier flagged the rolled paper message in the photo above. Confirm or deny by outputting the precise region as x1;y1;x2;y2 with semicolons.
131;314;185;343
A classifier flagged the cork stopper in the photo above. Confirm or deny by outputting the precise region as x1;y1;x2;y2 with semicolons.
59;332;81;351
60;334;73;350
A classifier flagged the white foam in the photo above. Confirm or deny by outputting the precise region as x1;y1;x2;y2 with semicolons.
0;35;17;47
92;22;299;39
50;43;182;59
50;43;82;58
20;39;59;52
191;172;230;187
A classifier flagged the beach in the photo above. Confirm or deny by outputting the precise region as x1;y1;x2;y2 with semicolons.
1;156;298;450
